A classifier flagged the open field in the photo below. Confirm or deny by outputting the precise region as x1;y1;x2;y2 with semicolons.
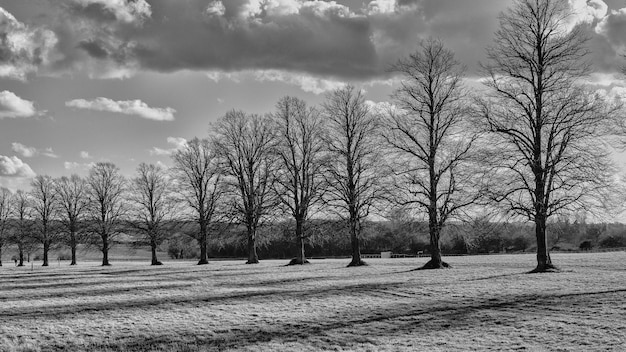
0;253;625;351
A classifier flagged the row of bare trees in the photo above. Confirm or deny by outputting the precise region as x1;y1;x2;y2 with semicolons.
0;0;623;272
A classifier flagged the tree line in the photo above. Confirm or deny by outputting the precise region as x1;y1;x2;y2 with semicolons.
1;0;624;272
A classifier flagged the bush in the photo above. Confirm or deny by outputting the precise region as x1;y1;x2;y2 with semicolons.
579;240;593;251
442;233;468;254
599;235;626;248
504;235;531;252
166;235;199;259
57;252;72;261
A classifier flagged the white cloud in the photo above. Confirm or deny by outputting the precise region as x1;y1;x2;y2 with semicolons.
567;0;607;29
254;70;346;94
0;155;36;178
65;97;176;121
366;0;397;15
80;151;91;159
0;91;37;118
42;148;59;158
11;143;59;158
0;7;58;80
64;161;95;172
70;0;152;24
11;143;37;158
205;1;226;17
206;69;346;94
150;137;187;156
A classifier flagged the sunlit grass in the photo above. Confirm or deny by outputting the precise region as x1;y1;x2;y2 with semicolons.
1;253;625;351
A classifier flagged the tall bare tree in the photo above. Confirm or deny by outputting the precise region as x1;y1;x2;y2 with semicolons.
214;110;277;264
30;175;60;266
55;175;90;265
172;138;224;265
87;162;127;266
477;0;620;272
323;86;382;267
130;163;176;265
272;96;328;265
383;39;478;269
0;188;11;266
11;190;32;267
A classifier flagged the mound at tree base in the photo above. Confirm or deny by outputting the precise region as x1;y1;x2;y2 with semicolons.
528;263;559;273
417;260;451;270
286;258;310;266
347;260;368;267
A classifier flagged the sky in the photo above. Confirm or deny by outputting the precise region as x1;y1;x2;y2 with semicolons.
1;0;626;192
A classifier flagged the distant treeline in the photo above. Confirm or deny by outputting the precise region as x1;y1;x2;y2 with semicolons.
166;219;626;260
6;217;619;262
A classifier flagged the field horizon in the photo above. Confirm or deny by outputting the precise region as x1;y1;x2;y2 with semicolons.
1;252;625;351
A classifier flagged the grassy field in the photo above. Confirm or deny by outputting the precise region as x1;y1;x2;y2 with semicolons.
0;253;625;351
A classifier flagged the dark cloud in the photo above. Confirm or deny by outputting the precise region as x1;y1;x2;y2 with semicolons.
77;39;109;59
2;0;625;81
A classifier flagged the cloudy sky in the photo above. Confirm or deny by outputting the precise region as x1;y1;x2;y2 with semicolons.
1;0;626;191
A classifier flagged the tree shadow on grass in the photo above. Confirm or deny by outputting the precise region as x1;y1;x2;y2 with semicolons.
0;281;407;321
63;287;626;352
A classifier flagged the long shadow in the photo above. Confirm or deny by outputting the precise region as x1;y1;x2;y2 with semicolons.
56;287;626;352
0;274;194;292
0;281;407;320
0;282;195;302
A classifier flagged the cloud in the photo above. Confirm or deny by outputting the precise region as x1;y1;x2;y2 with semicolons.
0;155;36;178
80;151;91;159
150;137;187;156
42;148;59;158
0;91;37;118
11;143;59;158
566;0;608;30
65;97;176;121
11;143;36;158
4;0;625;82
68;0;152;25
64;161;95;172
0;7;58;80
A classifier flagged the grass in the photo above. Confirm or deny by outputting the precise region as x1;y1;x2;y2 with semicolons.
0;253;625;351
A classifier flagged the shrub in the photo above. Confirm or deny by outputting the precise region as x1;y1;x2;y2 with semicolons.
579;240;593;251
599;235;626;248
57;252;72;261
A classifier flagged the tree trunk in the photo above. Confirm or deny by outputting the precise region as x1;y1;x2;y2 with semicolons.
70;231;77;265
347;218;366;267
151;238;162;265
198;230;209;265
288;218;309;265
530;214;557;273
18;245;24;266
101;234;110;266
42;241;49;266
419;217;450;270
246;226;259;264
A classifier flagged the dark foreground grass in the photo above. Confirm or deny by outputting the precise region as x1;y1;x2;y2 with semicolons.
1;253;625;351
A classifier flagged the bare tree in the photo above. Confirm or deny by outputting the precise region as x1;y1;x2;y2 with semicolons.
129;163;176;265
172;138;224;265
55;175;90;265
383;38;478;269
214;110;278;264
323;86;383;267
477;0;621;272
0;188;11;266
11;190;32;267
87;162;127;266
30;175;60;266
272;96;328;265
130;163;175;265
